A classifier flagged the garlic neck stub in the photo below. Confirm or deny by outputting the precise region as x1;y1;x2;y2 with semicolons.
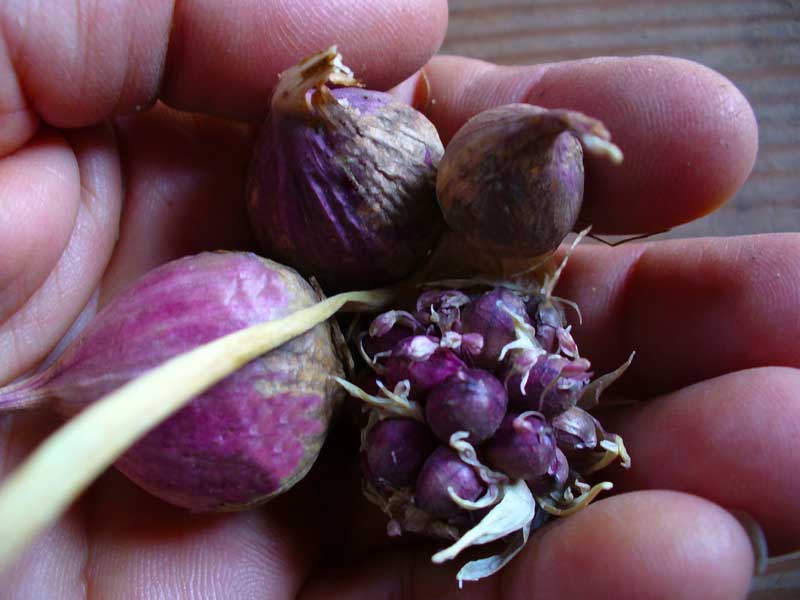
247;47;445;291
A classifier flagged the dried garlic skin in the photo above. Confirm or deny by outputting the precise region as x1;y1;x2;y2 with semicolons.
247;48;444;290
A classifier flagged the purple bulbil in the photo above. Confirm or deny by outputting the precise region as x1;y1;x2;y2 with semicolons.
507;354;591;418
364;418;437;489
415;289;471;333
380;336;466;399
482;413;557;480
550;406;601;456
459;287;530;372
425;369;508;443
415;446;485;520
526;294;566;353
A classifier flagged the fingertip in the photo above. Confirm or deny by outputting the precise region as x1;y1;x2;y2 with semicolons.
608;366;800;553
0;129;80;326
508;491;754;600
532;56;758;233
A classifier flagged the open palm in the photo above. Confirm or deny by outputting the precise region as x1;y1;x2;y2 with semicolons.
2;1;796;598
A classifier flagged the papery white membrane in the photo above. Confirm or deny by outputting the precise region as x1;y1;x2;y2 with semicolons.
431;480;536;580
439;331;462;350
454;524;531;587
397;336;439;361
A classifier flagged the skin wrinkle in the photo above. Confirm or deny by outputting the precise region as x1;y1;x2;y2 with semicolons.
75;0;93;113
109;2;135;117
616;242;653;396
0;1;35;155
160;0;182;102
0;126;119;382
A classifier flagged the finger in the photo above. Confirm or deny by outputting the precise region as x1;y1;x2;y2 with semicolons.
99;104;257;302
0;131;80;321
1;0;448;153
78;471;310;600
162;0;447;119
76;422;375;599
0;412;89;594
555;233;800;396
0;125;121;384
419;55;758;234
300;490;754;600
602;366;800;554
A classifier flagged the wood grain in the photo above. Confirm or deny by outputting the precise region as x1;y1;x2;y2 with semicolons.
442;0;800;237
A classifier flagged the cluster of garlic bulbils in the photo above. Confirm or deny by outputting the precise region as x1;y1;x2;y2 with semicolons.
339;248;634;585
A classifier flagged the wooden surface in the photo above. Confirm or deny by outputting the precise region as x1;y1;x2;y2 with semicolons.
442;0;800;238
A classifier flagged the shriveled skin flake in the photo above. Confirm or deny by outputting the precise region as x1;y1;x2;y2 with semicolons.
579;352;636;410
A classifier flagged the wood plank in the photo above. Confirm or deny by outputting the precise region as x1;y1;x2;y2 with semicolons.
442;0;800;237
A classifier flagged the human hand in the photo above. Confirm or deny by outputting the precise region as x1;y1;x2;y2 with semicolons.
2;0;794;598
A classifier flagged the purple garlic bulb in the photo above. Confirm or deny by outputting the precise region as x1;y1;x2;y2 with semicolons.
482;413;557;480
460;287;531;372
415;446;485;520
425;368;508;443
380;335;466;399
246;47;445;290
436;103;622;256
506;354;591;418
0;252;341;512
364;418;437;489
